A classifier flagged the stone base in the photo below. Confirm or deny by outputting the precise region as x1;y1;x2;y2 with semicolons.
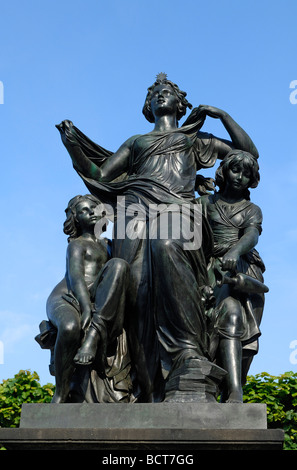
0;403;284;451
19;402;267;429
0;427;284;451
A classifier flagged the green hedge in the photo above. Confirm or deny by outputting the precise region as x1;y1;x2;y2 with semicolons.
0;370;54;428
243;371;297;450
0;370;296;449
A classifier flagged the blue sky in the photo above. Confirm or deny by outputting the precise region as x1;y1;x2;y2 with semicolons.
0;0;297;386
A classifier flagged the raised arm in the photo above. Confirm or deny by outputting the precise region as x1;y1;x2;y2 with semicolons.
57;120;136;182
197;105;259;160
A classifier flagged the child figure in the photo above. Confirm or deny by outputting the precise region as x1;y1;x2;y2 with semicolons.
199;150;267;403
45;194;129;403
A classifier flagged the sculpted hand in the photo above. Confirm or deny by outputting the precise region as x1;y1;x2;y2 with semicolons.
221;249;240;272
55;120;75;147
81;308;92;332
56;119;73;131
55;119;74;138
197;105;227;120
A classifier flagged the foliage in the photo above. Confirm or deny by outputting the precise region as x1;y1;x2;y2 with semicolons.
1;370;297;450
0;370;55;428
243;371;297;450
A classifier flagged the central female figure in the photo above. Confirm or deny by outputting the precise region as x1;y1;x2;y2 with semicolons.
57;74;259;402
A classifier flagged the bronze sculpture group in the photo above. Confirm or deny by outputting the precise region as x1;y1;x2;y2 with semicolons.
36;73;268;405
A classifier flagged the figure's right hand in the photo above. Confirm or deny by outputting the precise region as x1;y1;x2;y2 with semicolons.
55;119;73;134
197;105;227;120
81;309;92;332
221;249;239;272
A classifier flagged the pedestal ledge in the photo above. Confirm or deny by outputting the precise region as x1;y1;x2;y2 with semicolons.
0;403;284;450
20;402;266;429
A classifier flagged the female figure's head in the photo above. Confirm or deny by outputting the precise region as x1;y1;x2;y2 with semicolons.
63;194;102;241
215;150;260;199
142;73;192;124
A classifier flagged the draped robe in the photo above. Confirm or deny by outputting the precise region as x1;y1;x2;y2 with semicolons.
61;113;221;401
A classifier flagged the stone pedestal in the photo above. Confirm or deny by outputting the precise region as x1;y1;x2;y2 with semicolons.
0;403;284;451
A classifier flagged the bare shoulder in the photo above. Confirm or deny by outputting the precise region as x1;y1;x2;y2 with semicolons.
66;238;87;258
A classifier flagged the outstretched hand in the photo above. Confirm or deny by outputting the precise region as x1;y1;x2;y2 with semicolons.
55;120;75;147
55;119;74;134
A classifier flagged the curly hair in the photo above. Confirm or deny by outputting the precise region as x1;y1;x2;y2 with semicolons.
142;75;192;124
63;194;100;241
215;150;260;199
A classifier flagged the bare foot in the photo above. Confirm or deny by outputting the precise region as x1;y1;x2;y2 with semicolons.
74;349;95;365
74;328;99;365
74;337;97;366
225;390;243;403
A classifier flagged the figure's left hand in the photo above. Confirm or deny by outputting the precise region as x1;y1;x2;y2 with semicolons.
197;105;227;120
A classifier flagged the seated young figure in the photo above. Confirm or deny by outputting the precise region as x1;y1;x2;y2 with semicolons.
199;150;267;403
46;194;130;403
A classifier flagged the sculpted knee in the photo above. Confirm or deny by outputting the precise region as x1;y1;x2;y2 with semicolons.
218;299;244;338
108;257;130;278
228;311;243;331
59;320;80;341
